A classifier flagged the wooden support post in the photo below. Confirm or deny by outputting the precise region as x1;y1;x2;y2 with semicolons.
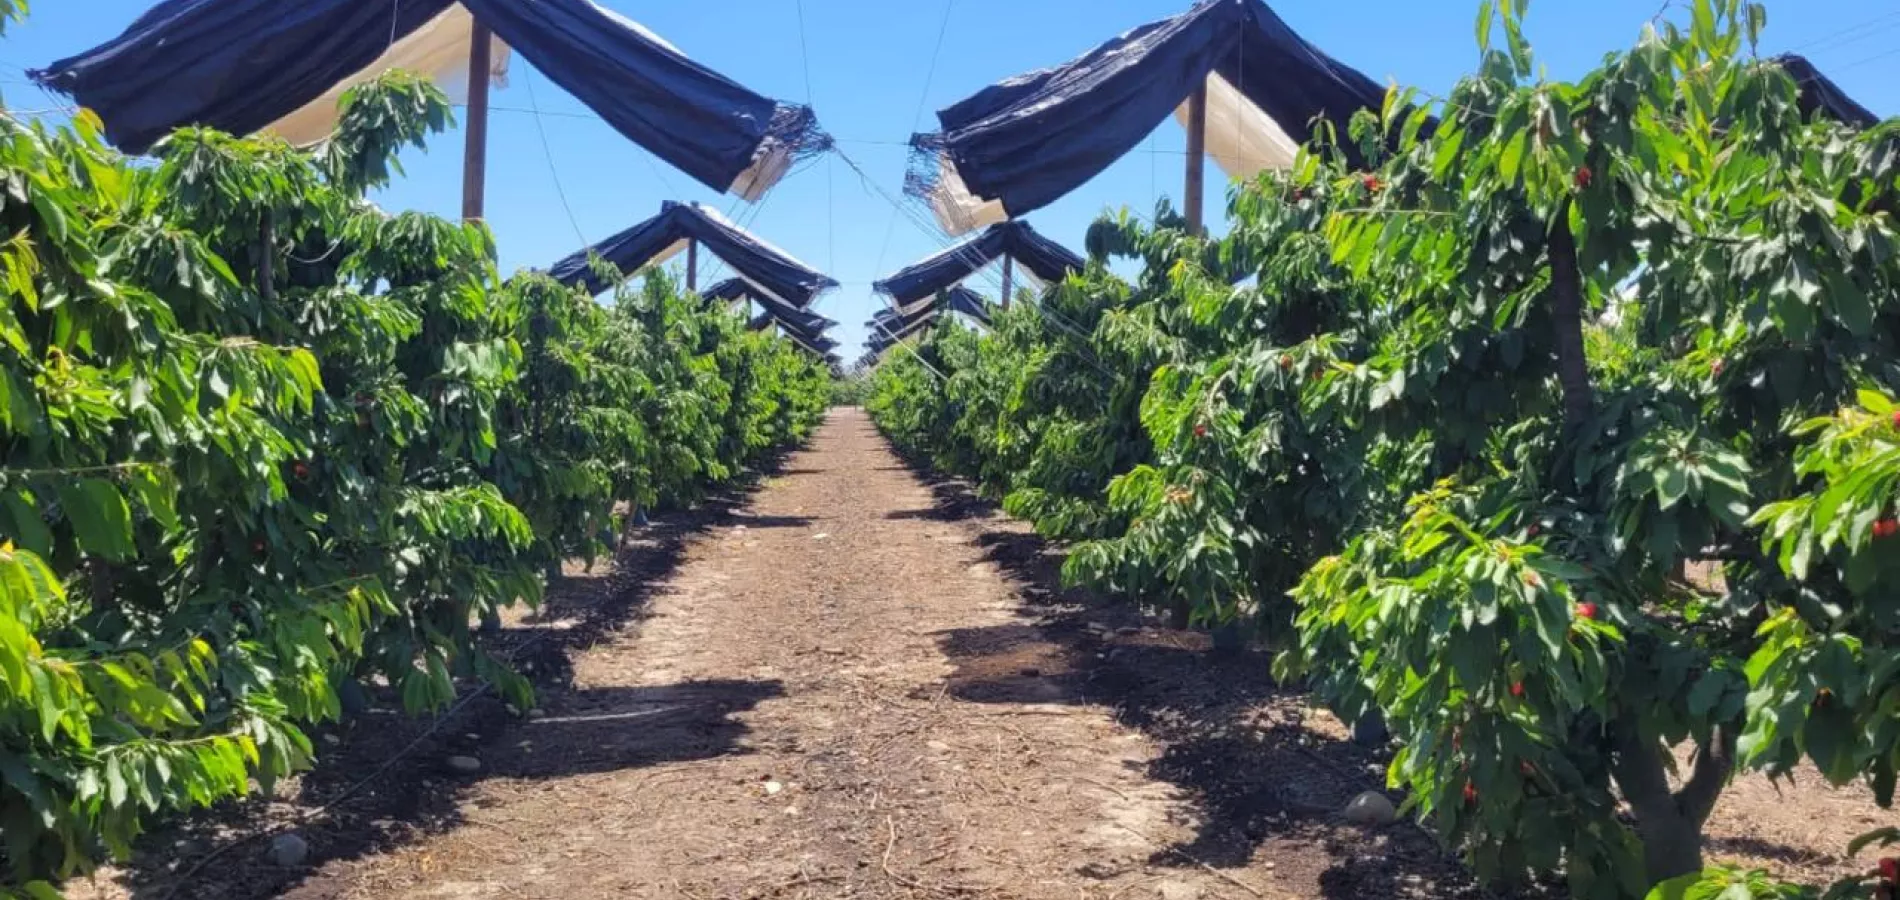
461;23;493;223
1000;256;1014;310
686;239;699;292
1184;82;1208;236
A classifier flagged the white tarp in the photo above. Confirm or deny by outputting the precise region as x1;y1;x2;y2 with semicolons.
927;71;1299;236
1171;72;1299;181
264;4;512;147
927;154;1010;237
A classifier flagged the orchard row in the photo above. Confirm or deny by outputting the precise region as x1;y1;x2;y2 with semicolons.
869;2;1900;898
0;72;829;895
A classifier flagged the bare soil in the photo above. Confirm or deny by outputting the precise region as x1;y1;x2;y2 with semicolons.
69;408;1892;900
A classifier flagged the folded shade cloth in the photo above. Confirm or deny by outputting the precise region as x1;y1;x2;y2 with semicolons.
867;283;992;350
1774;53;1880;129
874;220;1084;305
547;201;837;308
781;328;840;358
868;304;939;334
869;310;943;351
747;309;835;358
32;0;825;200
706;278;755;305
733;295;835;354
907;0;1386;234
942;286;994;325
706;277;837;334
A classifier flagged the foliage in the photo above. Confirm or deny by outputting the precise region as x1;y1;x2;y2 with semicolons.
0;70;824;896
867;0;1900;896
828;371;873;408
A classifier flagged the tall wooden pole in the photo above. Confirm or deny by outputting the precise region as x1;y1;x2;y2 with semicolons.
999;256;1014;310
462;23;493;223
1183;82;1208;236
686;239;699;292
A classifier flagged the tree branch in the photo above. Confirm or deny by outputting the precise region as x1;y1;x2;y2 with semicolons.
1610;718;1676;818
259;211;276;303
1546;201;1594;431
1676;726;1735;827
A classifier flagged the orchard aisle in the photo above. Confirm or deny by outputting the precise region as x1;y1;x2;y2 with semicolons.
289;407;1266;900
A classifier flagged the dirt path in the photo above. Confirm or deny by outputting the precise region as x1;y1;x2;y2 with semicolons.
268;407;1276;899
76;408;1883;900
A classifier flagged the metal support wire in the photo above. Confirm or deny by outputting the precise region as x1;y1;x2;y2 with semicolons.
831;145;1121;380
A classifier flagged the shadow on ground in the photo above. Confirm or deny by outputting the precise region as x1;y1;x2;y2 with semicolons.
900;452;1537;900
92;461;794;900
723;513;817;529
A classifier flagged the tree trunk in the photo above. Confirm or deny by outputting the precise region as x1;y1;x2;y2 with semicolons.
1546;203;1593;430
1611;718;1734;885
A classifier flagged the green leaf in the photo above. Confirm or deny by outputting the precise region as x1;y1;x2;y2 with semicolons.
126;467;179;533
55;477;135;561
24;881;65;900
1645;871;1706;900
2;490;52;558
1499;129;1529;185
1657;466;1689;511
1847;826;1900;857
1686;669;1732;719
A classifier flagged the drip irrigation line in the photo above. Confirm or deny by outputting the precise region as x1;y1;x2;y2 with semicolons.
160;616;565;900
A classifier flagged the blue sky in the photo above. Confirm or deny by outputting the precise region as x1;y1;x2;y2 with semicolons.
5;1;1896;357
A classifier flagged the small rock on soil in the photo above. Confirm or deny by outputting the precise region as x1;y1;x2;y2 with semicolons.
444;755;483;775
1343;790;1398;826
267;833;310;868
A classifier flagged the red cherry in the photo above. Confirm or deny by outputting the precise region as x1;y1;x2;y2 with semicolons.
1194;424;1210;439
1279;355;1295;371
292;461;311;480
1462;782;1479;806
1876;518;1900;540
1518;761;1537;777
1710;359;1726;377
1363;174;1384;193
1879;857;1900;884
1575;602;1600;621
1890;410;1900;429
1574;166;1594;188
1510;681;1526;698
